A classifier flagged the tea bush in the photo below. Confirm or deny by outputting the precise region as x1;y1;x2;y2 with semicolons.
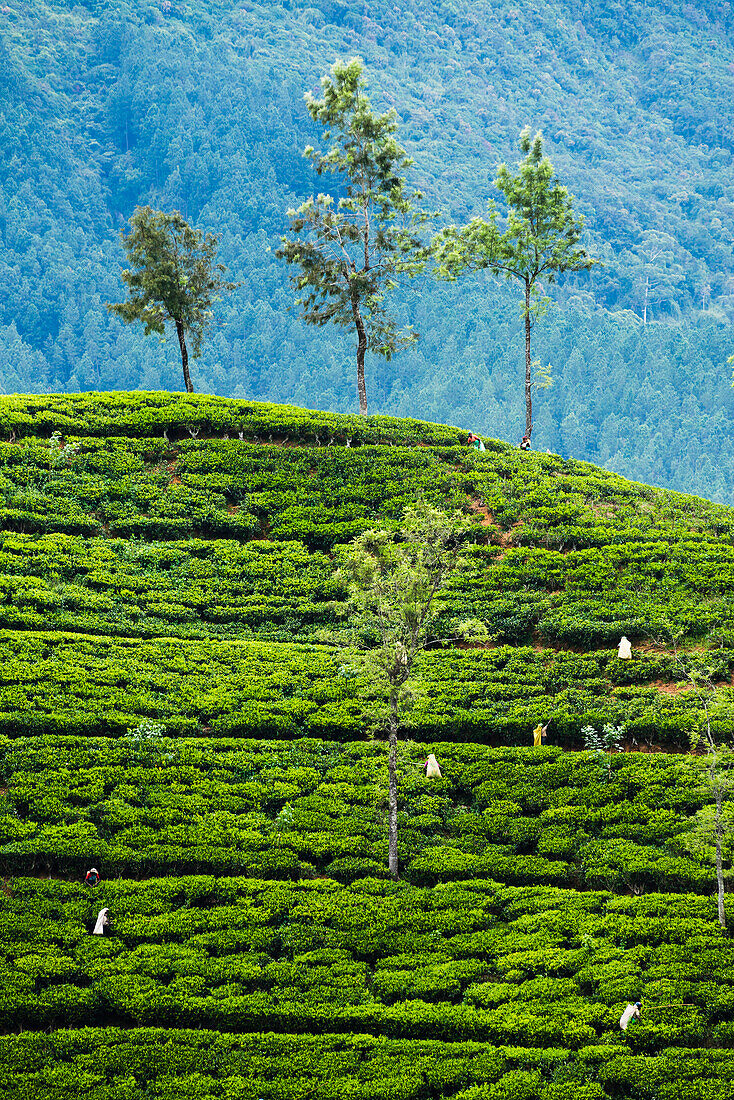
0;738;719;892
0;633;724;747
0;395;731;1094
0;393;731;663
0;876;728;1046
5;1026;732;1100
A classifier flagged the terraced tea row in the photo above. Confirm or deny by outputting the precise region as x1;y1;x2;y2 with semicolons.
0;877;729;1048
0;633;725;746
0;739;720;893
0;392;732;657
4;1028;732;1100
0;392;467;447
0;633;730;743
0;527;733;649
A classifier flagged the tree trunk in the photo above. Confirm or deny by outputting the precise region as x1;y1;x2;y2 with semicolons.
714;775;727;930
175;319;194;394
388;690;399;879
642;276;649;326
524;279;532;439
351;296;368;415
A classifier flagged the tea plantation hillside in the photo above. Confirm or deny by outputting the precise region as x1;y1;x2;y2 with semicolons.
1;392;734;1099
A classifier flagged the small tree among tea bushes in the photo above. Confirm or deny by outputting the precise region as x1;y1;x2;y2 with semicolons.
582;723;625;781
337;503;473;878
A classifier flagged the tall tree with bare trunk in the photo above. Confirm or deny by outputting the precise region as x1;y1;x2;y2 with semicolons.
433;129;596;442
107;206;237;393
278;58;430;415
337;503;473;878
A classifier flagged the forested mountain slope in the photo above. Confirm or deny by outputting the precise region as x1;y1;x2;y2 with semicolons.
1;1;734;503
0;394;733;1096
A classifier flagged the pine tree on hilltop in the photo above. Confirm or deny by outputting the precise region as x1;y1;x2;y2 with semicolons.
434;129;597;442
107;206;238;394
278;58;431;416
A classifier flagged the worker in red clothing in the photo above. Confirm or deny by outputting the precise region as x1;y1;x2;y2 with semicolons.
84;867;101;887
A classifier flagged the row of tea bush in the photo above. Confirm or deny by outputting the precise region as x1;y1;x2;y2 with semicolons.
0;525;731;650
0;738;719;893
0;631;726;747
0;392;469;446
0;1026;731;1100
0;877;729;1048
0;422;731;652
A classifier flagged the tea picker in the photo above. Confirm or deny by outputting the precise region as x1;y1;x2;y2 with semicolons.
532;721;550;747
619;1000;642;1030
84;867;101;887
422;754;442;778
620;999;695;1031
92;908;111;935
413;755;442;778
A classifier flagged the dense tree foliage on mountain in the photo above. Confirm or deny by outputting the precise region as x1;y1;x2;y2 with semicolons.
0;0;733;499
107;205;238;392
434;126;597;439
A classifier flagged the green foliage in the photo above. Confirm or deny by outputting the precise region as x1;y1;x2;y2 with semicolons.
0;631;725;749
0;875;727;1053
434;128;596;436
1;1026;733;1100
0;394;728;1090
122;719;172;767
0;737;717;892
0;393;728;750
278;58;430;413
582;724;625;781
106;206;237;392
338;503;474;684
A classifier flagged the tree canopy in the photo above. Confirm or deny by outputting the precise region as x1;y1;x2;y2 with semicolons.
277;58;430;415
107;207;236;393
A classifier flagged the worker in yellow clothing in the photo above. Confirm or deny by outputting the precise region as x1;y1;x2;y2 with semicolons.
533;722;549;747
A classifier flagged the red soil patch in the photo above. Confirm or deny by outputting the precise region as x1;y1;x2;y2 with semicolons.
651;680;694;695
468;497;494;527
466;494;524;552
496;520;524;549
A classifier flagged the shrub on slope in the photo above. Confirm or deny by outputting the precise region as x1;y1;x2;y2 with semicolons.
0;876;726;1049
0;739;719;893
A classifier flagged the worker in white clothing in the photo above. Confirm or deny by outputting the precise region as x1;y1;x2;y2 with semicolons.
92;908;111;935
422;754;442;778
619;1000;642;1030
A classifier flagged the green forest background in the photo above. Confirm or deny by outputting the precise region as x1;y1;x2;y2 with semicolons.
2;0;734;500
